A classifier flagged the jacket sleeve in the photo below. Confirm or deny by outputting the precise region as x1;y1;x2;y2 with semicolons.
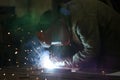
73;22;100;63
73;0;120;64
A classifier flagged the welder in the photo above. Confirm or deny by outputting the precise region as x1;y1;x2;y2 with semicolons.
37;0;120;72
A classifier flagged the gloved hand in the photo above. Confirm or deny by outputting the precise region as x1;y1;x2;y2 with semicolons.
73;51;98;71
73;51;86;64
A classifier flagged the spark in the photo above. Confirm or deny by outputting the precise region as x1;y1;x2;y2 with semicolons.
17;65;19;67
15;51;18;54
11;74;15;76
36;77;39;80
40;30;43;32
15;48;18;50
45;78;47;80
20;40;23;43
8;32;11;35
3;73;6;76
8;45;11;47
28;32;31;35
8;59;11;61
16;62;19;64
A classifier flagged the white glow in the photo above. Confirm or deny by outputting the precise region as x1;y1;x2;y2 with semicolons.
42;57;57;69
40;41;50;48
41;51;65;69
41;52;56;69
51;42;62;45
42;58;65;69
55;61;65;67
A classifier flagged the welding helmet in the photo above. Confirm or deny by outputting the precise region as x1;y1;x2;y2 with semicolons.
37;9;84;58
37;10;70;46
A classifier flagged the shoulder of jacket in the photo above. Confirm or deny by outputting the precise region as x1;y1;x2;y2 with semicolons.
69;0;99;26
70;0;97;14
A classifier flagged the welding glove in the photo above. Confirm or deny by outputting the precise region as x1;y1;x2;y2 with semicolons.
73;51;86;64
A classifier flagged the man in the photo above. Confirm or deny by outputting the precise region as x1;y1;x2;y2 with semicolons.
67;0;120;72
28;0;120;72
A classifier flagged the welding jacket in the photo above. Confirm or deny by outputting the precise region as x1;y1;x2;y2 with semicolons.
69;0;120;72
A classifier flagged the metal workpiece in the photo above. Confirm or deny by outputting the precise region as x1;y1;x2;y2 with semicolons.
0;66;120;80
